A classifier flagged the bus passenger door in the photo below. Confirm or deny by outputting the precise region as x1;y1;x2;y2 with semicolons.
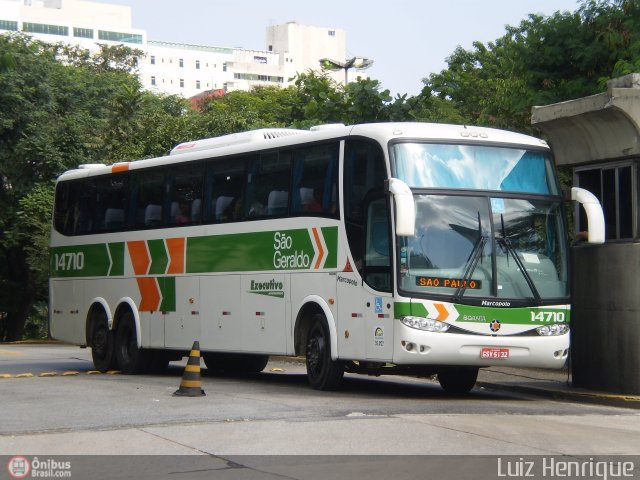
362;196;394;361
338;196;394;362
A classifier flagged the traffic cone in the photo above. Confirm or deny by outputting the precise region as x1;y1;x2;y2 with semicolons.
174;341;205;397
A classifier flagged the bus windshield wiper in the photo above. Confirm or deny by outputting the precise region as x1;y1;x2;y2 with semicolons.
453;234;487;302
499;214;542;304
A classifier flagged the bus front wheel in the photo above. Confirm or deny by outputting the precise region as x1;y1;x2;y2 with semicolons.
437;367;479;395
115;311;151;374
305;314;344;390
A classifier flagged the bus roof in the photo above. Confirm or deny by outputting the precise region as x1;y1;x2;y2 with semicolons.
56;122;549;182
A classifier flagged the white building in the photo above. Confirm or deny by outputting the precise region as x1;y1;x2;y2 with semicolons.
0;0;347;97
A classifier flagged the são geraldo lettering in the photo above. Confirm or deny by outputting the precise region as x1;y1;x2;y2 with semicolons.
273;232;310;269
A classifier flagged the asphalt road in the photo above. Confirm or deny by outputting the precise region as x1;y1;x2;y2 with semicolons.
0;344;639;479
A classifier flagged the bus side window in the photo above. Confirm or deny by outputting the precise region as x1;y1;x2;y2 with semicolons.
97;174;128;232
247;151;291;218
168;166;203;226
131;170;166;229
204;156;247;223
291;143;339;216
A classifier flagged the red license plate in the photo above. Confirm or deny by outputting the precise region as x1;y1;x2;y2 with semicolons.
480;347;510;359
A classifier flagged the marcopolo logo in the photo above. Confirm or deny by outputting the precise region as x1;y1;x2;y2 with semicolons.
249;279;285;298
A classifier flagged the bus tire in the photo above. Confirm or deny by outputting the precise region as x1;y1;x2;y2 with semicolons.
437;367;479;395
115;311;151;374
305;313;344;390
90;311;115;373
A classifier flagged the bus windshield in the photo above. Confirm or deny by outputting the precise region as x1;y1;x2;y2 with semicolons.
393;143;558;195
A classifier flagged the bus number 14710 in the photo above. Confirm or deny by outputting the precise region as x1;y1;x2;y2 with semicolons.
530;311;565;323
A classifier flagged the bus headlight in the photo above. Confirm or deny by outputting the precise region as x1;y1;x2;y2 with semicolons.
401;316;450;333
536;324;569;336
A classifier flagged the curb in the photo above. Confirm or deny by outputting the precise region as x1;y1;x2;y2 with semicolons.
477;381;640;410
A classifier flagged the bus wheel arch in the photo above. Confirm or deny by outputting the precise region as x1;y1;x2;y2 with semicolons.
294;298;344;390
86;300;116;373
113;300;150;374
294;297;337;360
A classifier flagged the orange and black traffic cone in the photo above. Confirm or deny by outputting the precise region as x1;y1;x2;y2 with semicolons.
174;341;205;397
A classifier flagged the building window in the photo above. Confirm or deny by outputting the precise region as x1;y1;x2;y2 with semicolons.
268;45;273;52
97;30;142;44
150;55;155;65
0;20;18;31
195;60;200;69
575;163;636;240
23;22;68;36
73;27;93;38
223;63;227;72
151;76;156;86
180;79;184;88
179;58;184;68
196;80;201;89
328;30;335;36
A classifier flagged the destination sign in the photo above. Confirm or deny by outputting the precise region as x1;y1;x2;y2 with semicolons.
416;276;482;289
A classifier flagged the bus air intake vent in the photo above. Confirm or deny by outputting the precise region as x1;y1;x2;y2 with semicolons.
170;128;306;155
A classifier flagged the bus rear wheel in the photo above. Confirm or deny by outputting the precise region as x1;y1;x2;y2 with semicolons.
115;311;151;374
437;367;479;395
90;311;115;373
305;314;344;390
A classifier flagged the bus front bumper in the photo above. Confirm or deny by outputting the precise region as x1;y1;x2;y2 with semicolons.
392;321;569;369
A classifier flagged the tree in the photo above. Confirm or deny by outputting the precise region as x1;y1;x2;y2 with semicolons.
0;34;163;341
423;0;640;132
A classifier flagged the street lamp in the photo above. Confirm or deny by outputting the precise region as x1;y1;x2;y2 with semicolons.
319;56;374;84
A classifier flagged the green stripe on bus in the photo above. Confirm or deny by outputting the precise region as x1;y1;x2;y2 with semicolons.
186;227;337;273
158;277;176;311
394;301;570;325
148;239;168;275
108;242;124;276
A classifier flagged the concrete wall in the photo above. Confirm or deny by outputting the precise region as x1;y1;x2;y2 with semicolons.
571;243;640;394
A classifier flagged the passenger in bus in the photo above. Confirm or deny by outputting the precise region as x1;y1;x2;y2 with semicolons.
174;202;190;224
305;188;324;212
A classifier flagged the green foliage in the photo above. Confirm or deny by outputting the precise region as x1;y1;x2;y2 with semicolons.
424;0;640;132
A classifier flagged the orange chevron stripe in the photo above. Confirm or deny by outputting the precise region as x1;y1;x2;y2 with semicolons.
434;303;448;321
127;241;150;275
136;277;161;312
166;237;185;274
312;228;325;269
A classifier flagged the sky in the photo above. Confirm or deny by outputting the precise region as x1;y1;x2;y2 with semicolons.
93;0;582;97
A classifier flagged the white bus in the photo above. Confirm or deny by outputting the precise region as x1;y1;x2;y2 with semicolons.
50;122;604;393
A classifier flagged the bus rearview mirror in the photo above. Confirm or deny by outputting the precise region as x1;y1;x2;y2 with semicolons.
387;178;415;236
571;187;605;244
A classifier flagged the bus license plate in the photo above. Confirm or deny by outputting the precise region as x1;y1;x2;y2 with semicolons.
480;347;509;359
